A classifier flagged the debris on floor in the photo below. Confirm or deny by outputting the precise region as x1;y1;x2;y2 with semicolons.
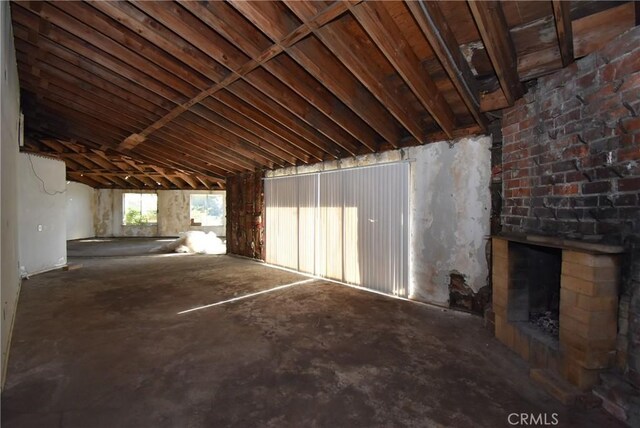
63;263;83;271
161;231;226;255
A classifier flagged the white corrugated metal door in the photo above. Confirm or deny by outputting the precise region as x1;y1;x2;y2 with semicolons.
265;162;408;297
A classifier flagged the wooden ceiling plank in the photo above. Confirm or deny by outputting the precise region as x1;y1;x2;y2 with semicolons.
155;126;259;173
172;113;284;168
90;1;228;83
174;172;198;190
285;1;426;142
572;2;635;58
15;60;158;126
231;0;406;148
17;68;150;131
227;80;342;159
31;98;130;143
119;0;363;152
183;0;378;153
20;71;250;175
119;158;164;188
11;4;186;105
17;1;201;98
13;24;173;113
212;90;326;162
193;175;211;191
346;1;456;139
66;171;104;188
52;1;214;91
406;0;488;131
552;0;574;67
26;104;224;185
467;0;524;105
240;68;361;156
131;143;233;182
149;165;182;189
191;102;308;165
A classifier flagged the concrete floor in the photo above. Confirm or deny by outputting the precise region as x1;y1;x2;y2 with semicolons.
2;239;623;427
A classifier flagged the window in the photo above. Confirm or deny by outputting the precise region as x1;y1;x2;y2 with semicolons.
190;194;224;226
123;193;158;225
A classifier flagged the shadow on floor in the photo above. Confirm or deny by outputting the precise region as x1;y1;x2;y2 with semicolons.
2;240;624;427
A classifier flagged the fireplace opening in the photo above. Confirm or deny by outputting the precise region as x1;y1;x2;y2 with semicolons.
508;242;562;338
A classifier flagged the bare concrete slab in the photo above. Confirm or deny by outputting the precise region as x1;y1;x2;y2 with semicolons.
2;240;623;427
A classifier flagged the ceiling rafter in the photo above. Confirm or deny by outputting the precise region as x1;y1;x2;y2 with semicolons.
231;0;406;148
118;0;359;152
23;138;224;190
467;0;524;106
12;0;632;182
347;1;457;140
182;1;380;154
552;0;574;67
129;0;359;159
406;0;487;132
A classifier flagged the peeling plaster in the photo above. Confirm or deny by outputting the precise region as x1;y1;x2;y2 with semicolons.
460;41;485;77
266;136;492;306
94;189;225;238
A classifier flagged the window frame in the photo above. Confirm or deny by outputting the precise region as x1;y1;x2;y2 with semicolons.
189;193;225;227
122;192;158;226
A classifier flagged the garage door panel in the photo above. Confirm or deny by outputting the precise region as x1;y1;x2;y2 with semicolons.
265;162;408;297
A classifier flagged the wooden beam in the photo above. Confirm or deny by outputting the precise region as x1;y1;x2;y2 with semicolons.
572;2;635;58
406;0;487;131
285;1;426;143
467;0;524;105
348;1;456;139
182;0;379;153
175;172;198;190
232;0;405;147
119;0;356;150
552;0;574;67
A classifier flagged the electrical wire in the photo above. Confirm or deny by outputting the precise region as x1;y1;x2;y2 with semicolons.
26;153;66;196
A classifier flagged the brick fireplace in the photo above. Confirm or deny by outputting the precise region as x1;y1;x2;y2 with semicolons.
493;235;622;391
496;26;639;413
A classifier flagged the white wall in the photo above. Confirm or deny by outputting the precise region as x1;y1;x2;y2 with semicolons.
18;153;67;276
1;0;21;388
158;190;226;237
94;189;158;237
66;181;94;240
266;135;492;306
95;189;226;237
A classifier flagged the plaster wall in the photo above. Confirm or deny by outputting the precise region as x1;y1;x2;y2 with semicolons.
94;189;158;237
266;135;492;306
158;190;226;237
66;181;94;240
17;153;67;276
1;0;21;388
94;189;225;237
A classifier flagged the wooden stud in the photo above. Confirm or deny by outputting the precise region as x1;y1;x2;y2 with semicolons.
467;0;524;105
552;0;574;67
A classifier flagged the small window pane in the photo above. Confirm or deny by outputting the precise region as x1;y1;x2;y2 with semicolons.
190;194;224;226
123;193;157;225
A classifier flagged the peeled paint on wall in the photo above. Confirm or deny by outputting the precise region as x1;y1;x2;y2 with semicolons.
410;137;492;306
94;189;157;237
158;190;225;237
264;135;492;308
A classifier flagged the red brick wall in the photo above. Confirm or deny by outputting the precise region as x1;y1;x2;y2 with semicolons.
501;26;639;243
501;26;640;388
226;170;265;260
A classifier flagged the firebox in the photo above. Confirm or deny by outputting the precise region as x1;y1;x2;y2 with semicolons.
492;234;622;393
509;242;562;338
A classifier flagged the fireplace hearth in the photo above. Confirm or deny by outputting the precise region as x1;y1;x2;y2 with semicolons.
492;234;622;391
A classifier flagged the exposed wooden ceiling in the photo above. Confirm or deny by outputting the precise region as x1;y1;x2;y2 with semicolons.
23;138;222;190
11;1;638;190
